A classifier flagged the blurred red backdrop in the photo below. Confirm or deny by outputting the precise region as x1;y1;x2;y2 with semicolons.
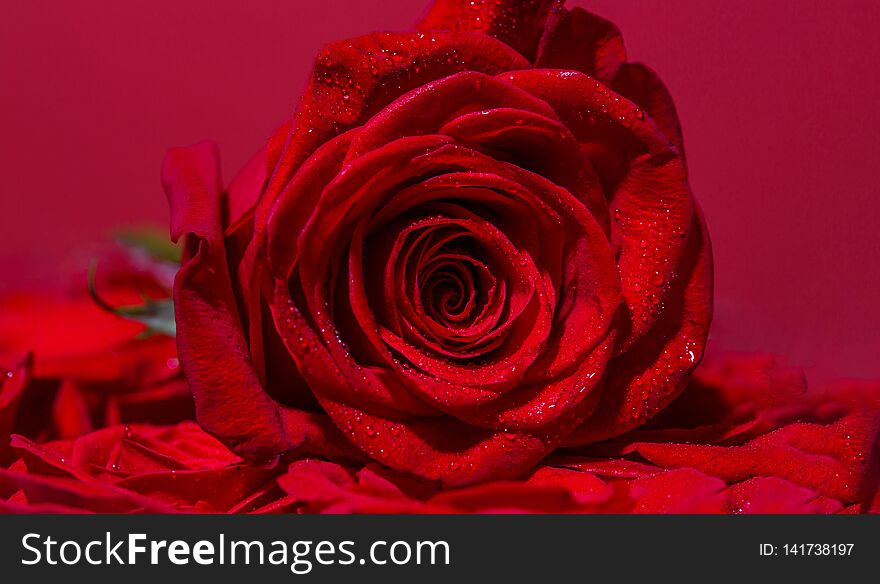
1;0;878;384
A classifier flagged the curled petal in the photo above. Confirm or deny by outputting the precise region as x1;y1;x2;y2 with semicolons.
535;6;626;82
163;142;347;462
417;0;556;60
565;208;713;443
503;69;698;351
611;63;685;157
259;32;529;226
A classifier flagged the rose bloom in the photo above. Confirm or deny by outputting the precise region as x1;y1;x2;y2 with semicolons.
164;0;712;486
4;0;876;515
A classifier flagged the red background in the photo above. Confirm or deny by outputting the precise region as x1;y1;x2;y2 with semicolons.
2;0;878;384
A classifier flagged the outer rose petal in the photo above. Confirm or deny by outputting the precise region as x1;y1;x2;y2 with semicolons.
611;63;686;157
535;5;626;82
502;68;712;442
224;143;267;228
417;0;556;60
502;70;702;351
259;31;529;225
533;6;684;154
565;208;713;443
163;141;351;463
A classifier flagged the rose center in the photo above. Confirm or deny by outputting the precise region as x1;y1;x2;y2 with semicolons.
364;209;518;360
419;245;485;328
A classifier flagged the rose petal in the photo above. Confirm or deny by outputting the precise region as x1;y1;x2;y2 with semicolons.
565;207;712;443
258;32;529;231
504;69;702;350
632;411;880;506
164;141;346;462
417;0;556;60
535;5;626;82
612;63;685;157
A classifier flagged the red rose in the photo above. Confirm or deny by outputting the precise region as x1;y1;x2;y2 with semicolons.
164;0;712;486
